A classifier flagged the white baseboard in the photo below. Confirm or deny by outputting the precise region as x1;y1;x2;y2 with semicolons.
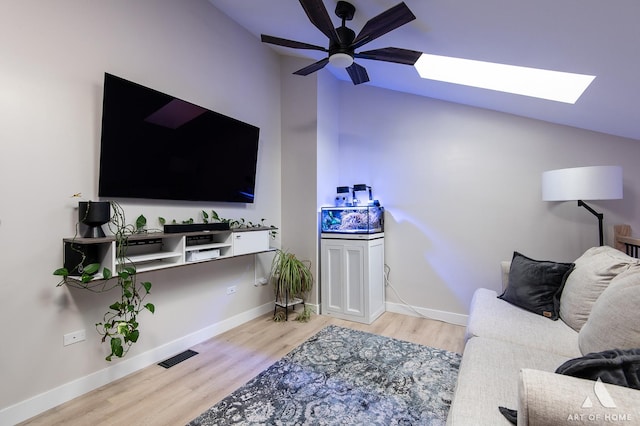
0;302;274;426
385;301;468;326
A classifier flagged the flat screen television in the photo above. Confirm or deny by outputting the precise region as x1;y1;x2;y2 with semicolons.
98;73;260;203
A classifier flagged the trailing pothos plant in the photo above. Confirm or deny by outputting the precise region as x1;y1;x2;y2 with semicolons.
53;200;155;361
203;210;278;239
158;209;278;239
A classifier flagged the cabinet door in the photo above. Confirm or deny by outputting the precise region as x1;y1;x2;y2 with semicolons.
322;242;345;313
233;230;269;255
344;244;365;317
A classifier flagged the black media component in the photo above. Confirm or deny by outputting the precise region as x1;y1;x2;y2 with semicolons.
98;73;260;203
163;222;231;234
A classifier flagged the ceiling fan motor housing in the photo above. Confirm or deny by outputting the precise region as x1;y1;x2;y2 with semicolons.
330;26;356;57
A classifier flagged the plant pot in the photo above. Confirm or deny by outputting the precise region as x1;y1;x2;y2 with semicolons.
79;201;110;238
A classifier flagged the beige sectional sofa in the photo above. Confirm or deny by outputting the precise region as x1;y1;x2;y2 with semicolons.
447;246;640;425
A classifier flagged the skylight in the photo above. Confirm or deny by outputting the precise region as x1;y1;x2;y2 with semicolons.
414;54;596;104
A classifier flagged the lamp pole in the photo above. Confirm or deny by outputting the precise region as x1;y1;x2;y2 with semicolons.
577;200;604;246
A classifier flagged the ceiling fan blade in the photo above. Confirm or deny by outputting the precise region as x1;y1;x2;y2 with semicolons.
355;47;422;65
346;62;370;85
293;58;330;76
261;34;328;52
351;2;416;50
299;0;341;45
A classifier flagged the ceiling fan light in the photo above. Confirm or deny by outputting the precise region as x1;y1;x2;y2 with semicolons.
329;53;354;68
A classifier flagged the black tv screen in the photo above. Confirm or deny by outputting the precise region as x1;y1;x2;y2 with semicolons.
98;73;259;203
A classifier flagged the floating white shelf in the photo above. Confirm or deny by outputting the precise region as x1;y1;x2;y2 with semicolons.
63;228;273;279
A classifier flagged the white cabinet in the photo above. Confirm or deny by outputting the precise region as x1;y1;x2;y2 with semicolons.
320;233;385;324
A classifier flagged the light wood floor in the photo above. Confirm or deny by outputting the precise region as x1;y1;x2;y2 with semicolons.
20;312;466;426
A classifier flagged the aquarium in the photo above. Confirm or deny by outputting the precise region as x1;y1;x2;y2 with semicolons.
321;206;384;234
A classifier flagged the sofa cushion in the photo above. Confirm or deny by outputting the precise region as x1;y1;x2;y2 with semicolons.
446;337;571;426
579;266;640;354
499;252;574;320
466;288;581;358
560;246;638;332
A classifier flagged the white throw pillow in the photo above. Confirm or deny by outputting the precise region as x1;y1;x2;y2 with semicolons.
559;246;638;331
579;266;640;355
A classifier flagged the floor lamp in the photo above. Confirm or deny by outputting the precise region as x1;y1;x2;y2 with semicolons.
542;166;623;246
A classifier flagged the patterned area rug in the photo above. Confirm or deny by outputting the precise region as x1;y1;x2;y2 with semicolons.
188;325;461;425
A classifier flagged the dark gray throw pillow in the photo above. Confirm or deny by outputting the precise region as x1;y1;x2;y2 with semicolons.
498;251;574;320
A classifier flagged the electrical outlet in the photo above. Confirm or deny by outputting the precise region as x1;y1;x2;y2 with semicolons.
63;329;86;346
226;285;237;295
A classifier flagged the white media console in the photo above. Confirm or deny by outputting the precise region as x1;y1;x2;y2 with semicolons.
62;227;273;278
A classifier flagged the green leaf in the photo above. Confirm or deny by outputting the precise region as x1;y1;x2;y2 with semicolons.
158;217;166;225
53;267;69;277
142;281;152;293
102;267;112;280
109;302;122;311
128;329;140;343
145;303;155;314
83;263;101;275
81;274;93;283
111;337;123;358
135;214;147;230
211;210;220;221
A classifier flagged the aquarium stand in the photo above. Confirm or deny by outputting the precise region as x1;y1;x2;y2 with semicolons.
320;232;385;324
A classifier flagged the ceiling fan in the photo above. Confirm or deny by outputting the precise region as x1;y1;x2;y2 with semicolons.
261;0;422;85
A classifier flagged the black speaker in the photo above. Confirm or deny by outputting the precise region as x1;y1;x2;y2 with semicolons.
64;242;100;275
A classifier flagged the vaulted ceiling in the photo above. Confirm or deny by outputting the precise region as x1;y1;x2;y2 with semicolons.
211;0;640;141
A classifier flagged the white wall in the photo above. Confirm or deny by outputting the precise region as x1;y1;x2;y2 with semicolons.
279;57;341;307
337;83;640;319
279;56;323;305
0;0;281;422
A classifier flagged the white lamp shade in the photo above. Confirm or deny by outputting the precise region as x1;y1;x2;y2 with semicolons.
542;166;623;201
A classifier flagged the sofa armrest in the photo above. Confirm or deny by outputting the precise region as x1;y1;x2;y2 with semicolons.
501;261;510;293
518;368;640;426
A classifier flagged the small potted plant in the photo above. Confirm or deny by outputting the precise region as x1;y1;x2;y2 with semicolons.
270;249;313;322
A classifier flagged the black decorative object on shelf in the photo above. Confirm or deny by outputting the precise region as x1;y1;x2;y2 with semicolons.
78;201;111;238
163;222;231;234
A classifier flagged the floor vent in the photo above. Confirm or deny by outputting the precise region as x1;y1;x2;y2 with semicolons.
158;349;198;368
